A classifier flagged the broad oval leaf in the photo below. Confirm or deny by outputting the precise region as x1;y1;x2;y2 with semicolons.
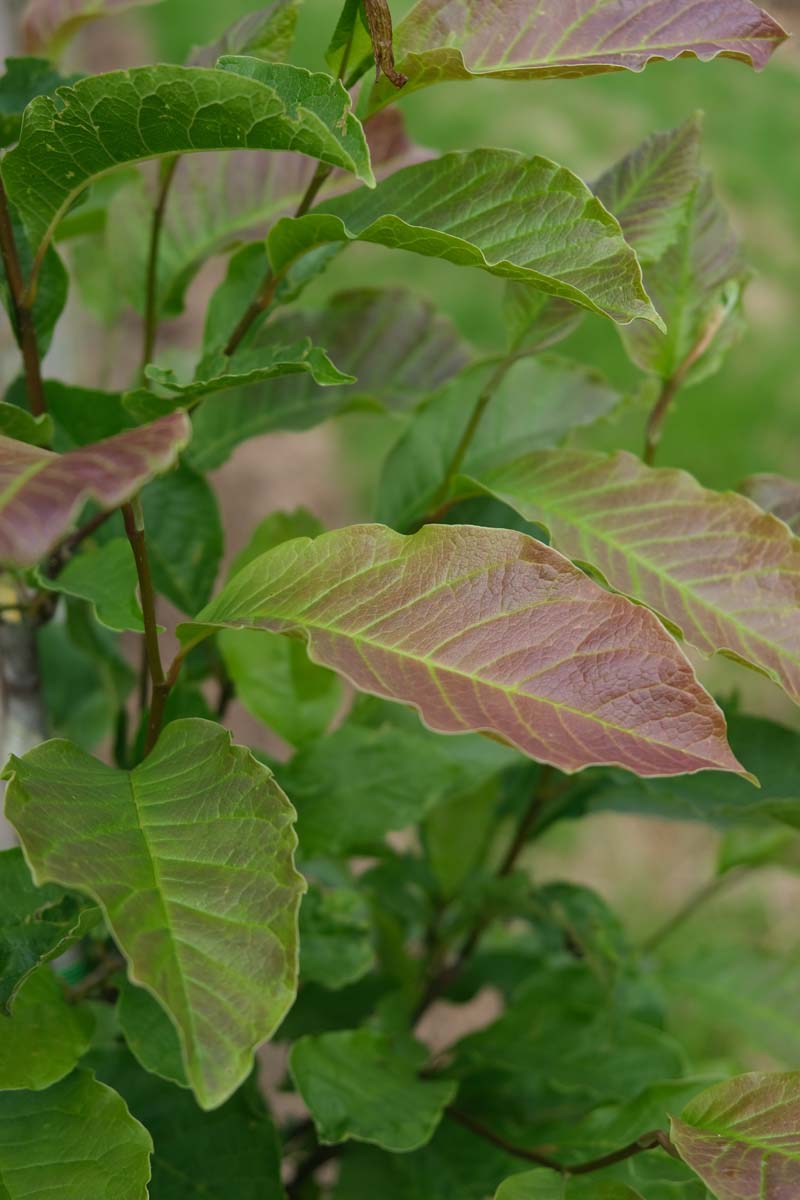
2;58;373;272
672;1072;800;1200
0;411;189;568
496;1173;642;1199
268;150;662;327
0;966;93;1090
741;474;800;534
364;0;788;112
2;718;305;1110
178;523;746;778
473;449;800;705
290;1029;457;1151
0;1068;152;1200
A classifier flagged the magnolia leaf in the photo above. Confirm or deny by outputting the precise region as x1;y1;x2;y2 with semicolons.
37;538;146;632
0;401;53;447
2;59;373;271
0;57;79;148
190;287;469;471
21;0;162;56
268;149;660;328
672;1072;800;1200
377;355;621;531
0;847;97;1013
474;449;800;705
0;411;189;568
3;719;305;1110
0;1068;152;1199
290;1030;457;1151
189;0;302;67
0;966;93;1091
116;976;189;1089
363;0;788;112
621;174;746;386
741;474;800;534
179;523;746;778
299;886;375;990
138;462;223;613
95;1048;284;1200
496;1174;643;1199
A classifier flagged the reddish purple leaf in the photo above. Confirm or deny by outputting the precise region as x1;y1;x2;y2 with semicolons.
179;524;747;779
0;412;189;567
741;474;800;535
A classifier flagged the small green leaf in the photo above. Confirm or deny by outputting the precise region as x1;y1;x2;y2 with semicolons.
0;966;93;1090
424;780;497;900
300;886;375;990
0;1068;152;1200
3;719;305;1110
496;1174;643;1199
116;976;189;1089
139;462;223;613
0;401;53;446
290;1029;457;1151
0;847;97;1013
37;538;146;633
326;0;371;80
672;1072;800;1200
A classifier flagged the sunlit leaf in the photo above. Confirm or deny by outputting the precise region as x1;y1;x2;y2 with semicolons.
0;966;93;1091
473;449;800;705
362;0;788;112
37;538;145;632
268;150;661;328
496;1173;643;1199
0;411;189;568
299;885;375;990
0;1069;152;1199
290;1029;457;1151
672;1072;800;1200
3;719;305;1110
741;473;800;534
178;523;746;778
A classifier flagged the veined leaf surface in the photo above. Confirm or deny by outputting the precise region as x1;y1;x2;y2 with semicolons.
3;719;305;1110
268;150;662;327
363;0;788;111
178;523;745;778
0;411;189;568
473;449;800;705
672;1072;800;1200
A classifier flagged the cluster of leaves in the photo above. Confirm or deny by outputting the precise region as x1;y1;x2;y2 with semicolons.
0;1;798;1198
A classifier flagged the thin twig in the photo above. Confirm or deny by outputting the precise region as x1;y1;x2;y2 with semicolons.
640;866;747;954
140;156;179;381
0;176;46;416
122;500;168;756
67;953;125;1004
285;1143;340;1199
447;1108;562;1170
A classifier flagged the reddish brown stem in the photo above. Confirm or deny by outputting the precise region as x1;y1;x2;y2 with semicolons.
122;501;168;756
0;176;46;416
140;156;179;380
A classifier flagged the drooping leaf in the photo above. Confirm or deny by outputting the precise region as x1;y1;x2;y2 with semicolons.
0;401;52;447
377;355;621;531
0;57;79;149
290;1029;457;1151
621;174;746;386
21;0;163;57
0;847;97;1013
3;719;305;1110
672;1072;800;1200
361;0;788;112
94;1047;284;1200
190;287;469;470
37;538;145;632
0;966;93;1091
138;462;223;613
267;150;661;328
0;1068;152;1200
188;0;302;68
741;474;800;534
473;449;800;705
299;885;376;990
0;411;189;568
178;523;747;778
2;58;373;270
496;1174;643;1200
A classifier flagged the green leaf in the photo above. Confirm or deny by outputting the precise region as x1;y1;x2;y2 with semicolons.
0;401;52;447
0;209;68;355
377;355;621;531
290;1029;457;1151
502;287;583;357
0;847;97;1013
37;617;129;751
94;1047;284;1200
672;1072;800;1199
0;57;79;149
0;1068;152;1199
20;0;163;58
3;719;305;1110
3;59;374;269
267;150;661;328
37;538;146;633
740;473;800;535
0;966;93;1090
177;523;746;778
228;507;323;577
496;1174;643;1199
116;976;188;1088
424;780;497;900
362;0;788;113
190;287;469;470
39;380;132;449
472;448;800;705
188;0;302;68
139;462;223;613
300;885;376;990
326;0;370;79
0;412;189;568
